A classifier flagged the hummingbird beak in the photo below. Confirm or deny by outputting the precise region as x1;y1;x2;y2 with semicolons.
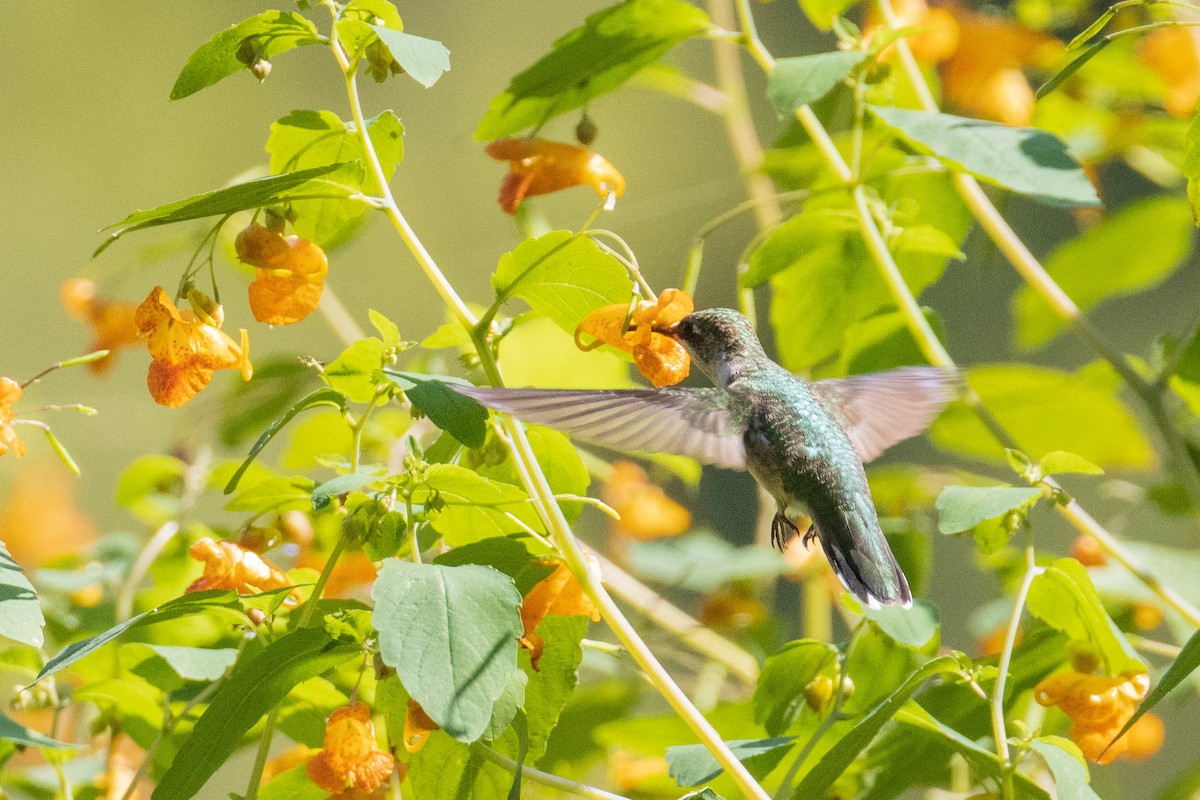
654;320;682;337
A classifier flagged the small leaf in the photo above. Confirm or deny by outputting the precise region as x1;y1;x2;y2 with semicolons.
1108;626;1200;749
0;710;83;749
127;644;239;683
1026;558;1145;675
97;165;361;255
1036;40;1109;100
368;25;451;88
325;338;387;403
766;51;868;117
413;464;536;545
1067;10;1115;50
372;559;523;742
868;106;1100;207
382;371;489;449
860;599;939;650
679;791;728;800
475;0;712;139
368;309;403;348
171;11;322;100
225;475;316;514
311;470;387;510
224;388;348;494
666;736;796;786
1038;450;1104;476
1030;737;1102;800
0;543;44;648
935;485;1042;535
151;628;358;800
753;639;837;735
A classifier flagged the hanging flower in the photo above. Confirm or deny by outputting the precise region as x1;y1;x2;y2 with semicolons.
519;562;601;668
1138;27;1200;118
306;702;395;794
402;699;438;754
135;286;252;407
247;235;329;326
576;288;693;386
0;377;25;459
60;279;140;374
185;537;300;604
601;461;692;540
486;137;625;214
1035;670;1150;763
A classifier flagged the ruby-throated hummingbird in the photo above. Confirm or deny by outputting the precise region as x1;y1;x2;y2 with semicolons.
455;308;956;607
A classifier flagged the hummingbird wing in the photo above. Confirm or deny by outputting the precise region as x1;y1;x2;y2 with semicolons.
811;367;957;462
452;385;747;469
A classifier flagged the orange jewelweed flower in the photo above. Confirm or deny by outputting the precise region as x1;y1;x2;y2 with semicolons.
865;0;959;65
1035;670;1150;764
186;537;300;605
601;461;692;541
1138;27;1200;118
519;562;601;668
486;137;625;214
295;551;378;599
247;236;329;326
135;286;252;407
1122;711;1165;761
403;699;438;754
576;288;693;386
263;744;317;784
0;377;25;459
306;702;395;794
61;279;140;374
0;464;98;567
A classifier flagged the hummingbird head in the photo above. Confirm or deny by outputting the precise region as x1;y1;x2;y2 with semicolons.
664;308;767;388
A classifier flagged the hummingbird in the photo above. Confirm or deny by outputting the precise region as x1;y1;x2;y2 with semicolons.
454;308;956;607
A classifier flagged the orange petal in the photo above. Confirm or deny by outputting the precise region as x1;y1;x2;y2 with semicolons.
147;358;213;408
235;223;290;268
575;303;642;354
602;461;692;540
519;563;600;668
487;137;625;214
403;699;438;754
0;463;97;567
307;703;394;793
633;337;690;387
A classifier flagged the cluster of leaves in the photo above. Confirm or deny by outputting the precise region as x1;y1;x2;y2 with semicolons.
5;0;1200;799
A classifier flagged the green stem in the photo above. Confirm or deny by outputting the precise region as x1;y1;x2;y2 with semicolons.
992;533;1039;800
475;745;632;800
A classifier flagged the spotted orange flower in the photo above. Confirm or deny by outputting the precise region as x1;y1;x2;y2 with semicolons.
576;288;693;386
186;537;299;605
519;562;601;668
0;377;25;459
402;699;438;754
486;137;625;214
263;744;317;784
135;286;252;407
1138;27;1200;118
601;461;692;540
60;279;140;374
1035;670;1150;764
306;702;395;794
247;236;329;326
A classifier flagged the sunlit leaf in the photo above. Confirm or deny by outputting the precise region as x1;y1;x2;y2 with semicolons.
414;464;535;544
382;371;489;449
868;106;1101;207
369;25;451;87
475;0;712;139
224;475;316;514
1039;450;1104;476
523;615;586;761
935;486;1041;534
325;338;387;403
0;542;44;648
372;559;523;742
833;307;943;376
666;736;796;786
499;316;633;389
311;470;387;510
1030;737;1102;800
1014;197;1192;348
767;52;867;117
799;0;858;29
473;424;591;524
1186;108;1200;223
628;530;790;592
860;598;940;650
754;639;837;736
0;711;81;750
128;644;239;683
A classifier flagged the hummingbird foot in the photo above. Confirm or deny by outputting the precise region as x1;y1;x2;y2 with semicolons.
770;513;799;551
803;526;819;549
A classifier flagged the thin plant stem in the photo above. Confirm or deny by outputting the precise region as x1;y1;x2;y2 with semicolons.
326;11;771;796
992;533;1040;800
475;745;632;800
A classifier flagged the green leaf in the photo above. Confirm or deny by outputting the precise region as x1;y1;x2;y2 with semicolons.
860;599;940;650
890;224;966;260
679;791;728;800
741;207;859;288
868;106;1100;207
1030;738;1102;800
225;475;316;514
368;309;403;348
498;315;634;390
492;232;633;336
1014;197;1193;348
258;764;326;800
666;736;796;786
628;530;790;592
792;657;958;798
130;644;239;682
170;11;322;100
1026;557;1145;675
224;387;348;494
799;0;858;29
0;543;44;648
753;639;837;736
434;536;552;595
0;710;82;749
97;164;361;255
1186;108;1200;224
475;0;711;139
409;729;514;800
382;371;489;449
930;364;1153;469
311;470;386;510
266;110;404;248
475;424;591;524
833;307;943;376
151;628;358;800
1036;40;1109;100
368;25;451;88
523;616;586;760
219;356;318;447
415;464;536;545
935;486;1042;535
767;52;867;117
1038;450;1104;476
372;559;523;742
37;590;241;683
1108;626;1200;749
325;338;387;403
116;454;188;523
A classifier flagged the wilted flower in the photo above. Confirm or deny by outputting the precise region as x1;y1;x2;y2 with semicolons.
486;137;625;214
186;537;299;604
601;461;692;540
576;288;693;386
1035;670;1150;763
60;279;140;373
246;235;329;326
1138;27;1200;118
0;377;25;459
519;562;601;668
306;702;395;794
135;286;252;407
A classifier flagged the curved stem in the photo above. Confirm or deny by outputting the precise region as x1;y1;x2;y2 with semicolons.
992;533;1038;800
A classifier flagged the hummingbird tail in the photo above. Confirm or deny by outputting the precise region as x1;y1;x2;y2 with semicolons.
811;497;912;608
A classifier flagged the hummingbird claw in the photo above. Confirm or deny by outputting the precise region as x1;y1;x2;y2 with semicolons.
770;513;800;551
